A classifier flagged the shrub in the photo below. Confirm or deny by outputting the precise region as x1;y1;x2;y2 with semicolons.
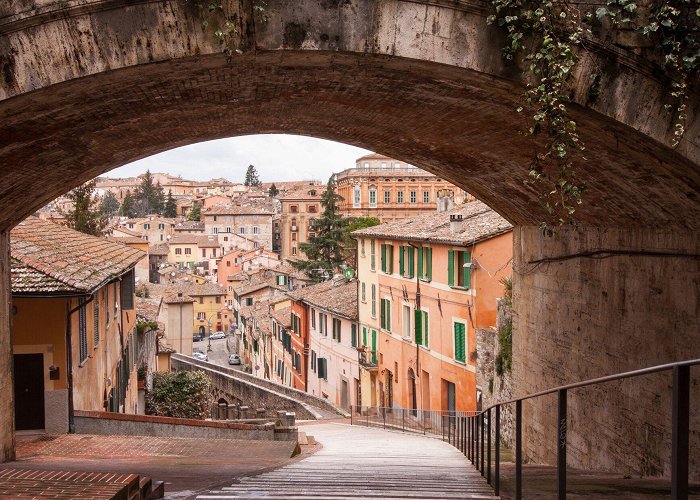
146;371;211;419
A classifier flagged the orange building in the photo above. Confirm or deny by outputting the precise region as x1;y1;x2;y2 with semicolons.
353;201;512;413
278;184;323;260
336;154;472;223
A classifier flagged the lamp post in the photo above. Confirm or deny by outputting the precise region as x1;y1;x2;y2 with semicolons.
207;318;213;352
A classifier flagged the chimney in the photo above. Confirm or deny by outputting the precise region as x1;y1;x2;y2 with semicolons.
450;214;463;233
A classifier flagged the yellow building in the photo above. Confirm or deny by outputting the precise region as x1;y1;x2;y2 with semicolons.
11;217;145;433
167;282;228;335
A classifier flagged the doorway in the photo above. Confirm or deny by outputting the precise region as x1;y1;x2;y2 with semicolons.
14;353;45;431
341;379;349;409
408;368;417;416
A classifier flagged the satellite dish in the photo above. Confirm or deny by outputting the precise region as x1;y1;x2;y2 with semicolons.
343;268;355;279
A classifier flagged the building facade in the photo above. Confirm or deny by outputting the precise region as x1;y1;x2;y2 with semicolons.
11;217;144;433
278;185;323;260
353;202;512;413
336;154;471;223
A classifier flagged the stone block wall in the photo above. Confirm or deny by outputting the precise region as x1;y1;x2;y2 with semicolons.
476;300;514;449
514;226;699;480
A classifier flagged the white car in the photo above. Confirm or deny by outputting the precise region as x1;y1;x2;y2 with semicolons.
192;351;208;362
209;331;226;340
228;354;242;365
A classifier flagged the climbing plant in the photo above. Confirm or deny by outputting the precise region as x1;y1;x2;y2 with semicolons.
488;0;699;234
191;1;267;61
595;1;699;147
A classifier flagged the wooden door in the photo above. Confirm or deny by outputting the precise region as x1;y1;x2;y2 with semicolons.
14;353;45;430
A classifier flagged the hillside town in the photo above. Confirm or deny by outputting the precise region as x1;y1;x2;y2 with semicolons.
16;153;511;432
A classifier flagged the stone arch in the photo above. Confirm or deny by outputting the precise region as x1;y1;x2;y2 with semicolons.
0;0;698;479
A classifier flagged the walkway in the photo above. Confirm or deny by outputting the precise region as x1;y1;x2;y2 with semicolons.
198;423;498;499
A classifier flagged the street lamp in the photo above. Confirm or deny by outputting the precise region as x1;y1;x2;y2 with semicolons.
207;318;213;352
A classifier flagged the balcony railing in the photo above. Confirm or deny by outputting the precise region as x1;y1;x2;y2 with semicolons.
352;359;699;500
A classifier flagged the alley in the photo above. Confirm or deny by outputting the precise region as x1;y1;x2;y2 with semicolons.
198;423;497;499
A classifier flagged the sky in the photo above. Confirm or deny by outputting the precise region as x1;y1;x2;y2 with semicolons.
106;134;373;183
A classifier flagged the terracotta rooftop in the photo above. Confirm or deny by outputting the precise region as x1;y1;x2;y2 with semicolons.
169;234;220;248
279;187;324;201
149;243;170;256
351;201;512;246
174;221;205;231
174;281;226;297
270;306;292;328
289;278;358;320
11;217;145;295
203;204;274;216
108;236;146;245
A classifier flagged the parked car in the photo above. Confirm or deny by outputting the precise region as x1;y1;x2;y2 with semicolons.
228;354;241;365
209;331;226;340
192;351;208;362
193;332;204;342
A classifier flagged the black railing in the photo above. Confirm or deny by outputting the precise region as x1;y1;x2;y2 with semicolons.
352;359;698;499
349;406;477;440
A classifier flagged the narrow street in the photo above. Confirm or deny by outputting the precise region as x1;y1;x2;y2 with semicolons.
198;423;497;499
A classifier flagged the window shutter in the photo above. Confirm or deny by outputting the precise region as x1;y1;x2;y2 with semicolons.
337;320;341;343
351;324;357;347
417;247;423;279
371;330;377;363
387;245;393;274
427;248;432;281
399;246;404;276
454;323;465;362
93;298;100;346
408;247;415;278
463;251;472;289
414;309;422;345
362;326;367;346
423;311;429;347
386;301;391;332
380;300;385;330
448;250;455;287
120;269;135;310
381;244;386;273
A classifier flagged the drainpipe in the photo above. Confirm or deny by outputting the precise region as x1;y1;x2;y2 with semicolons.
66;295;94;433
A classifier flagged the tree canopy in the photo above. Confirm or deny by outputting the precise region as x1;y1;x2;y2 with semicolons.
60;180;108;236
187;204;201;222
268;183;279;197
244;165;261;187
98;191;120;216
291;177;347;282
163;190;178;218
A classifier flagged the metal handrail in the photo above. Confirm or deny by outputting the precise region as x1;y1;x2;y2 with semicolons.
470;358;698;499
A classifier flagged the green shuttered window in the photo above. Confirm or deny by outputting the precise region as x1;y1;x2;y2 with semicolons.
454;322;466;363
415;310;429;347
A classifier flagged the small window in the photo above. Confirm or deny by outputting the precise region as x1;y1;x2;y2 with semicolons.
185;248;191;255
369;188;377;207
175;248;182;255
308;205;317;213
158;223;164;230
332;318;342;342
144;223;150;230
292;247;297;256
370;240;376;271
239;227;246;234
410;191;417;203
423;191;430;203
384;191;390;204
361;282;366;302
397;192;404;203
253;227;259;234
290;205;298;213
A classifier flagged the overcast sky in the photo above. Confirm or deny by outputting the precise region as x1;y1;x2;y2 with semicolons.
106;134;373;183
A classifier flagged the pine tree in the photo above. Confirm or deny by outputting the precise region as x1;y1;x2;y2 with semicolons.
291;177;347;282
268;183;279;197
187;204;201;222
61;180;108;236
163;190;178;218
134;170;159;216
119;191;137;218
153;182;166;215
99;191;120;216
244;165;261;187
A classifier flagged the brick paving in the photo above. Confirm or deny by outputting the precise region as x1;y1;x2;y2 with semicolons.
0;469;139;499
13;434;300;499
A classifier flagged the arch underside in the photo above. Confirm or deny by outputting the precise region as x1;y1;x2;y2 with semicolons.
0;50;698;230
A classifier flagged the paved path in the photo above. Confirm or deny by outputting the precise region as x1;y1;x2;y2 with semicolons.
198;423;498;499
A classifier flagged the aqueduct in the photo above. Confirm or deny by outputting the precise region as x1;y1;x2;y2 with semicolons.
1;0;698;479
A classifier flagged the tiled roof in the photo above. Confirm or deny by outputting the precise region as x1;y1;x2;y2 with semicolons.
174;281;226;297
149;243;170;256
289;278;358;320
169;234;220;248
108;236;146;245
270;306;292;327
351;201;512;245
279;187;324;201
174;221;205;231
163;291;196;304
11;217;145;294
203;204;274;216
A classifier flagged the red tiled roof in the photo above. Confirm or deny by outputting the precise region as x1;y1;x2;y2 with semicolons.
11;217;145;294
289;278;358;320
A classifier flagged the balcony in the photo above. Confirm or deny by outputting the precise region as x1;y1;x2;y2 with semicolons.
357;347;378;371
